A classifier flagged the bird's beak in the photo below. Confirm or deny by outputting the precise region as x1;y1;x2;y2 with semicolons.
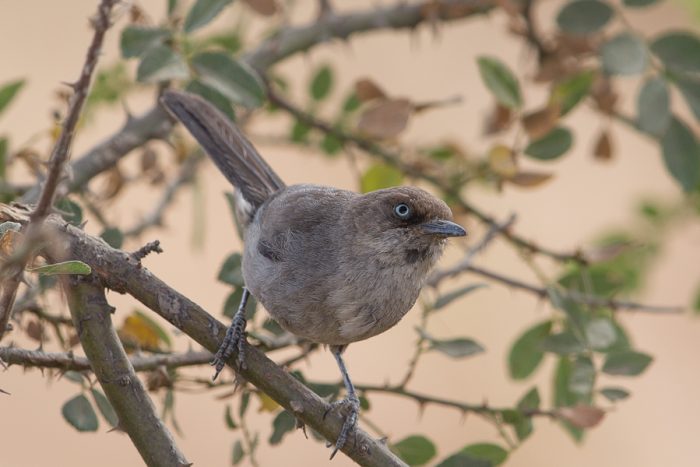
420;219;467;237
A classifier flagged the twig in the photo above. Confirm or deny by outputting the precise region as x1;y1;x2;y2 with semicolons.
0;0;118;342
131;240;163;262
464;263;684;314
0;347;213;372
62;275;189;466
427;213;517;287
124;151;205;238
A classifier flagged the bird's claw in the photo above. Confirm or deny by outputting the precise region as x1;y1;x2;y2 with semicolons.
324;393;360;459
211;313;247;380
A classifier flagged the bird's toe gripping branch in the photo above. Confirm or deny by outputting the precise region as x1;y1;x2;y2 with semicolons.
212;287;250;379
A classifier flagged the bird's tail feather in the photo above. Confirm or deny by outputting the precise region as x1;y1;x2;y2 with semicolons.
161;90;285;212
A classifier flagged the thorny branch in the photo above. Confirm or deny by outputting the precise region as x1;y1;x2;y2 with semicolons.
0;0;119;342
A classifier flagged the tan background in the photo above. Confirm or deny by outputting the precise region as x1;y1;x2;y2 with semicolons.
2;1;700;466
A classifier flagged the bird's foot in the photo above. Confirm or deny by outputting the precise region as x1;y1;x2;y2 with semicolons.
324;393;360;459
211;313;247;380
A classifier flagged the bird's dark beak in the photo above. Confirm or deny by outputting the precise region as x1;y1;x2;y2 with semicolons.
420;219;467;237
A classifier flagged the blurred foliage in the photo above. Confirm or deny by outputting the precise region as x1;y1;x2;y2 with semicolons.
4;0;700;465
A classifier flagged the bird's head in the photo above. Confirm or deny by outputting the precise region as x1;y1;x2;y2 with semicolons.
348;186;466;266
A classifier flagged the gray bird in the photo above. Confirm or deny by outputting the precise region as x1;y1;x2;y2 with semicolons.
161;90;466;458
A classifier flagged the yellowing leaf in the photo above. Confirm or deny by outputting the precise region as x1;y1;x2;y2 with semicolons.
0;229;22;258
241;0;278;16
507;171;554;188
354;78;387;102
558;404;605;428
257;392;280;412
488;144;518;178
118;311;170;351
357;98;412;140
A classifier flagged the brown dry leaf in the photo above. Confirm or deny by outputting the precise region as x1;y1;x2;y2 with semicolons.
488;144;518;178
100;166;125;201
140;146;158;173
355;78;387;102
118;314;161;350
26;320;44;342
0;230;23;258
522;103;561;140
534;56;571;83
357;98;412;140
146;368;172;391
241;0;278;16
484;103;513;135
591;76;618;115
257;391;280;412
594;129;613;161
558;404;605;428
507;171;554;188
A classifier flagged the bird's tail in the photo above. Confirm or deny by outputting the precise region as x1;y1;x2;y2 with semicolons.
161;90;285;215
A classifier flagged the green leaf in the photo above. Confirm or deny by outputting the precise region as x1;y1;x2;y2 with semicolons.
623;0;658;6
63;371;86;384
192;52;264;108
218;253;243;286
602;350;653;376
524;127;573;160
556;0;613;36
56;198;83;225
194;31;243;54
511;387;540;441
674;75;700;121
184;0;233;33
600;386;630;401
168;0;179;16
433;284;487;309
360;163;403;193
232;439;245;465
0;137;7;181
225;404;238;429
553;70;595;116
320;133;343;156
585;318;617;350
239;391;250;418
186;79;235;121
62;394;98;432
436;454;491;467
660;117;700;192
342;92;361;113
693;283;700;314
290;119;311;143
601;33;648;75
541;331;585;355
29;261;91;276
100;227;123;249
569;356;595;397
636;78;671;137
310;65;333;101
0;79;25;116
477;56;522;109
223;288;257;320
460;443;508;466
508;320;552;380
0;221;20;236
430;337;485;359
120;26;171;58
392;435;437;466
90;388;118;427
136;45;189;83
553;357;585;442
269;410;296;445
650;31;700;73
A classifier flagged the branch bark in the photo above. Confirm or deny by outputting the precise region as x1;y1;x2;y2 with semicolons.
61;275;189;467
0;346;212;372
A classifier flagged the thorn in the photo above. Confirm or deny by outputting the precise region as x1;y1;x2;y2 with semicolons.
60;81;78;91
378;436;388;445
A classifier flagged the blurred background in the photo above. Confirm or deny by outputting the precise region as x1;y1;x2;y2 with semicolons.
1;0;700;466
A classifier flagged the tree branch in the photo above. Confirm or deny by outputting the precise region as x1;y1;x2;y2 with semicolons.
61;275;189;467
21;0;491;202
0;0;118;342
0;202;405;467
0;346;212;372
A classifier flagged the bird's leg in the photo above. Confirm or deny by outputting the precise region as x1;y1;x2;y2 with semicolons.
212;287;250;380
324;345;360;460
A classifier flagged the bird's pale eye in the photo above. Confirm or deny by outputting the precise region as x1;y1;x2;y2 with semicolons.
393;203;412;219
